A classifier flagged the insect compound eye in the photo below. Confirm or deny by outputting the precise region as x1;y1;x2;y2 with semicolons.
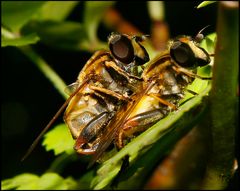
170;40;195;68
196;47;211;67
108;33;134;64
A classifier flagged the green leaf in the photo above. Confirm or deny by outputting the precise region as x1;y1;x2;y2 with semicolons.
42;123;75;155
197;1;217;9
22;20;88;50
83;1;115;43
1;1;46;32
1;33;40;47
1;173;38;190
200;32;216;54
64;177;79;190
78;170;96;190
34;1;79;22
1;173;78;190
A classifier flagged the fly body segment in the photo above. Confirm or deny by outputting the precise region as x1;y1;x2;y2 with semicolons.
115;35;212;148
91;34;212;164
63;33;150;155
22;32;150;161
23;31;212;167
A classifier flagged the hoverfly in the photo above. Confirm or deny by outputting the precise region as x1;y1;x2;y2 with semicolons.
22;32;149;160
90;31;212;166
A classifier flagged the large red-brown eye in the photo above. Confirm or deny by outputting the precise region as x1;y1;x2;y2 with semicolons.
170;41;195;68
109;34;134;64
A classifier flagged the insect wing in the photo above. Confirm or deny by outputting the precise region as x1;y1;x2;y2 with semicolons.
88;82;154;168
88;52;174;167
21;78;90;161
64;82;79;95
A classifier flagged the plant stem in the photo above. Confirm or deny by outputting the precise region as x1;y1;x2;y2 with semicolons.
147;1;169;52
147;1;165;21
202;1;239;189
19;46;68;99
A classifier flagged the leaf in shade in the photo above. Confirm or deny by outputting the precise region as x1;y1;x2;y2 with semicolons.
42;123;75;155
78;170;96;190
1;173;78;190
22;20;89;50
1;33;40;47
1;1;46;32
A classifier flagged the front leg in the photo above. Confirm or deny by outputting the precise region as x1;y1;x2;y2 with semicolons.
89;85;132;101
116;109;165;149
172;65;212;80
148;93;177;110
104;61;143;82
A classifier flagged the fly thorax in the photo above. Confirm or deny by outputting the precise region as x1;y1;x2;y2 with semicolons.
160;71;181;95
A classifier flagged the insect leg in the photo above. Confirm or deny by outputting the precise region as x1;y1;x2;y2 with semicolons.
75;111;114;154
104;61;143;81
89;85;131;101
77;50;111;82
186;89;198;95
116;110;165;148
132;66;140;76
148;93;177;110
172;65;212;80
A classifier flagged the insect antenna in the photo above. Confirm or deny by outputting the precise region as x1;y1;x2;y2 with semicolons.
21;79;90;162
194;25;211;43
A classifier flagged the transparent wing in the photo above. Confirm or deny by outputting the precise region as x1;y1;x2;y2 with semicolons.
64;82;79;95
88;82;154;168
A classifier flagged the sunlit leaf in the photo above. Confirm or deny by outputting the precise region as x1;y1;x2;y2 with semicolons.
197;1;217;9
34;1;79;22
1;173;38;190
42;124;75;155
1;33;40;47
1;1;46;32
1;173;78;190
200;33;216;54
64;177;79;190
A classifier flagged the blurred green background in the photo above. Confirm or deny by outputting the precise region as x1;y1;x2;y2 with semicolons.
2;1;238;190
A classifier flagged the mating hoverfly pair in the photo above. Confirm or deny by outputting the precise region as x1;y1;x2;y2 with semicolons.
22;31;212;165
